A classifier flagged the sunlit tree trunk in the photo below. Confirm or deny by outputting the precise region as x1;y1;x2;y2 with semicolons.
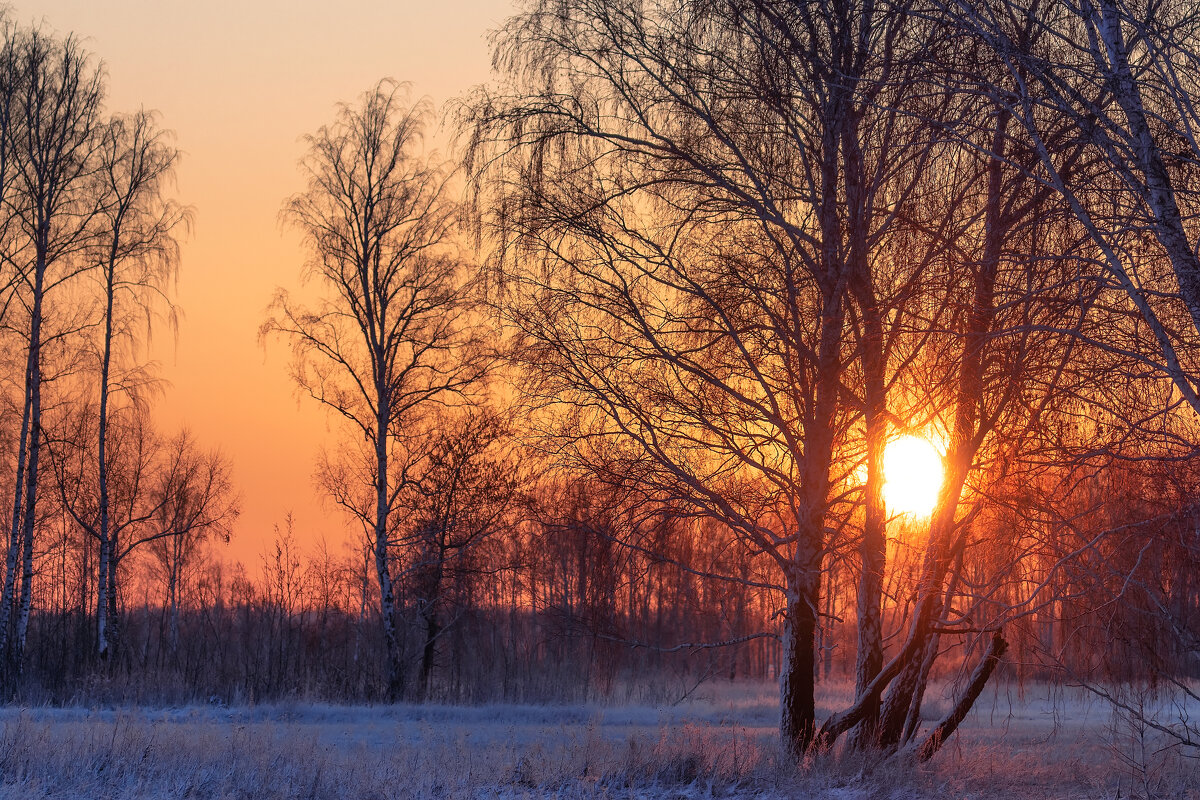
845;102;889;748
877;107;1009;750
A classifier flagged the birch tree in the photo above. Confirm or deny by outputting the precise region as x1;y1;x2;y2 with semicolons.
941;0;1200;750
0;27;104;684
89;111;184;658
46;111;187;661
265;80;490;700
401;407;516;700
469;0;1114;759
147;430;238;657
470;0;967;755
943;0;1200;410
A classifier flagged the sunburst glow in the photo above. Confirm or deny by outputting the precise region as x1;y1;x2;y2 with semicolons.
882;435;945;518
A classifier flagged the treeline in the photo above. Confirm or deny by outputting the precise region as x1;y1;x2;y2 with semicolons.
16;446;1200;707
21;488;779;704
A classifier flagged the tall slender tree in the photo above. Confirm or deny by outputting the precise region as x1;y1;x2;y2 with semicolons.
265;80;490;700
0;27;104;683
82;110;185;660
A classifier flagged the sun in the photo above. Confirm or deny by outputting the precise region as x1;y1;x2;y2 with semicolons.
882;435;945;518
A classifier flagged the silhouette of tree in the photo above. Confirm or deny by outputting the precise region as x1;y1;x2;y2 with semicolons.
61;110;186;660
0;25;104;684
469;0;956;754
398;407;517;700
265;80;491;700
469;0;1115;759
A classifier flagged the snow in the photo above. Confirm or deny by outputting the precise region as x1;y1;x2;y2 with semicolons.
0;681;1195;798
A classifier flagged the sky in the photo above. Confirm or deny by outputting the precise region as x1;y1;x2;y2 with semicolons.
21;0;518;569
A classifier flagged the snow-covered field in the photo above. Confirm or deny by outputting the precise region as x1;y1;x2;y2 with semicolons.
0;681;1195;799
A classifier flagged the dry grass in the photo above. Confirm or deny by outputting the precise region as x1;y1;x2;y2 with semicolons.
0;682;1196;799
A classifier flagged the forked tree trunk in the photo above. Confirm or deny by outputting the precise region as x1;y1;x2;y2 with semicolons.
901;549;965;744
876;426;979;746
877;108;1009;750
915;629;1007;762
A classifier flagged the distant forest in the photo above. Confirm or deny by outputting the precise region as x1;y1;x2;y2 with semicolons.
3;0;1200;763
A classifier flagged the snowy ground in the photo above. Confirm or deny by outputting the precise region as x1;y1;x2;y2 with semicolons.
0;681;1196;799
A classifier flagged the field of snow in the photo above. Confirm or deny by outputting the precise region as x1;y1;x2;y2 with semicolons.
0;681;1195;799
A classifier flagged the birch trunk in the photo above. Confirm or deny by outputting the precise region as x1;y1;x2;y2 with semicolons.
96;248;116;660
1094;0;1200;333
845;104;888;748
779;571;820;756
10;249;46;676
877;109;1007;749
914;629;1007;762
374;389;404;701
0;377;31;677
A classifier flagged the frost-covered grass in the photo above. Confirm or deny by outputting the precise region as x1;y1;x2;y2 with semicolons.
0;681;1196;799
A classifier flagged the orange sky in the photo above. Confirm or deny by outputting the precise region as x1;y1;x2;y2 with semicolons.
22;0;518;570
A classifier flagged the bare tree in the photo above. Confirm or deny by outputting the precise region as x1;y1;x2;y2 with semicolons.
936;0;1200;754
50;409;237;661
144;429;239;657
0;17;20;331
264;80;491;700
468;0;1128;760
0;26;104;684
80;110;185;660
944;0;1200;408
399;407;517;700
469;0;964;755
